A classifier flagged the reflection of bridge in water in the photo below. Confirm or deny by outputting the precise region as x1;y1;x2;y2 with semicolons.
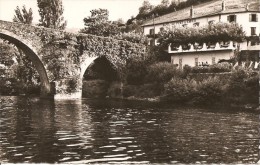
0;20;145;99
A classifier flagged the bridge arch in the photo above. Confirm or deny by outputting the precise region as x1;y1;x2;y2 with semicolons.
0;30;51;97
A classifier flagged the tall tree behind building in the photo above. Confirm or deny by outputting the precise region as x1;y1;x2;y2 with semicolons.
81;9;120;37
37;0;67;30
13;5;33;24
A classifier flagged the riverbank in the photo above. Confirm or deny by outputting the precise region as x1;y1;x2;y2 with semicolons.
103;67;259;111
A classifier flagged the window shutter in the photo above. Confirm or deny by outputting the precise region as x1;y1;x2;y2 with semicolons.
256;14;258;22
234;15;237;22
227;15;230;22
249;14;252;21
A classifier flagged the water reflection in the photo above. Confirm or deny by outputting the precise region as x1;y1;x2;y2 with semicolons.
0;96;259;163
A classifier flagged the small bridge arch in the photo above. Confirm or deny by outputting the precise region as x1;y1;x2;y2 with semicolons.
0;30;51;97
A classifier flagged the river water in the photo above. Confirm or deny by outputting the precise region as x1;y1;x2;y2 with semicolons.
0;96;259;163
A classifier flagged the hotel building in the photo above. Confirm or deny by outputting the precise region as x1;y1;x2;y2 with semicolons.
142;0;260;68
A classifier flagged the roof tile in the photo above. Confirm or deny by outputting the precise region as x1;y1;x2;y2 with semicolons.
142;0;260;26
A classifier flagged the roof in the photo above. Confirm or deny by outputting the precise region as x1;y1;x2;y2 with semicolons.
142;0;260;27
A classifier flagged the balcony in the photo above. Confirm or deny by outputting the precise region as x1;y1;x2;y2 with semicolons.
168;41;237;54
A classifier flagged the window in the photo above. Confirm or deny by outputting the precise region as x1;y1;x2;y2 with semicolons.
160;27;164;31
249;14;258;22
212;57;216;64
195;58;198;66
149;28;155;35
251;27;256;35
227;15;236;22
193;22;200;27
182;24;187;28
179;58;183;69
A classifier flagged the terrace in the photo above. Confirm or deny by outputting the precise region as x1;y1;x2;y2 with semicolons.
168;41;237;53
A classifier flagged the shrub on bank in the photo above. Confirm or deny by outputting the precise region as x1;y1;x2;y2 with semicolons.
224;68;259;104
191;77;225;105
145;62;182;83
162;68;258;105
163;78;197;102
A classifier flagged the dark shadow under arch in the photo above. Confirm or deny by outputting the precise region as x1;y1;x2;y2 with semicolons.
0;31;51;97
83;56;119;81
82;56;119;98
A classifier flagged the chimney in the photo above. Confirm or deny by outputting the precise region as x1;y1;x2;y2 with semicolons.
190;6;194;18
246;4;249;11
222;0;225;11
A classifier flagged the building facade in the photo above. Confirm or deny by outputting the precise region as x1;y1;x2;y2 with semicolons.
142;0;260;68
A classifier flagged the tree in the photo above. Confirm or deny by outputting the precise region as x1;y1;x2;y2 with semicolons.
13;5;33;24
161;0;170;7
37;0;67;29
12;6;40;94
139;0;153;16
81;8;120;37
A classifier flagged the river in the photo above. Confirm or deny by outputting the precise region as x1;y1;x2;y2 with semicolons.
0;96;259;163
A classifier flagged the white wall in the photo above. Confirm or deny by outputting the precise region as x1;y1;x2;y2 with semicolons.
171;50;234;67
220;12;260;36
143;12;260;37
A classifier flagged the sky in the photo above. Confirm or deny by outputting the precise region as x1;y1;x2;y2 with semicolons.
0;0;161;30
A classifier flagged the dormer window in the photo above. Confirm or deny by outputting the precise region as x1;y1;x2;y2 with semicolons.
249;14;258;22
227;15;236;22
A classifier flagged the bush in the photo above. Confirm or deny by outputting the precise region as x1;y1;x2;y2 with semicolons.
114;32;148;44
125;58;148;85
163;78;198;102
145;62;182;83
192;77;225;104
225;68;259;104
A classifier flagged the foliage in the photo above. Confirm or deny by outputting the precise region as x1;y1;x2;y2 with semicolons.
81;8;120;37
158;22;245;48
0;40;17;67
163;78;197;102
114;32;148;44
37;0;67;29
192;77;224;104
67;78;78;93
124;58;148;85
224;68;258;104
135;0;213;20
145;62;182;83
13;5;33;24
0;39;40;95
137;0;154;19
125;18;144;33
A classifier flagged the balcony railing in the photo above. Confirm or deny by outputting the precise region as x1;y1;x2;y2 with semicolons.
168;41;237;53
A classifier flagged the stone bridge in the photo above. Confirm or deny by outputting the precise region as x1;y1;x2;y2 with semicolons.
0;20;146;99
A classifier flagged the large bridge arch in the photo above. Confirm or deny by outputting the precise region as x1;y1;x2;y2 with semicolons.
0;30;51;97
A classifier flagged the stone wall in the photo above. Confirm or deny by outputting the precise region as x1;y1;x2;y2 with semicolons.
0;20;146;98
